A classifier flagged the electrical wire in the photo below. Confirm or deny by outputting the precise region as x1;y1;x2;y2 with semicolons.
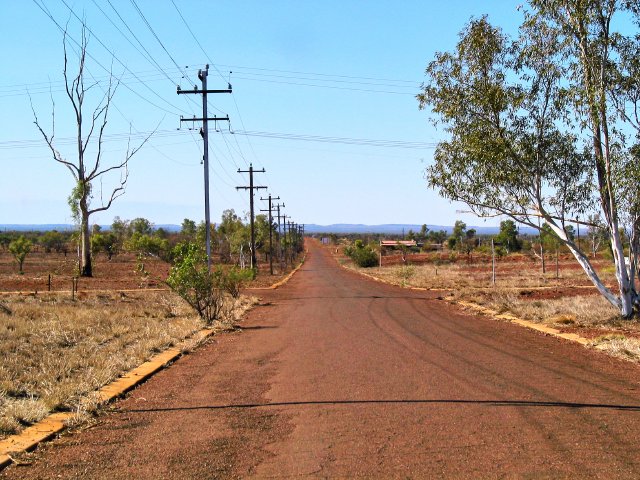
129;0;187;78
230;75;416;95
231;130;436;149
33;0;184;116
170;0;227;83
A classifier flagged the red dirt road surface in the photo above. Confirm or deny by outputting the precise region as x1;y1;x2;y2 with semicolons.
3;240;640;479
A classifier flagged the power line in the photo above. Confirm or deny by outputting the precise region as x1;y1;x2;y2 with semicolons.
129;0;187;78
33;0;185;116
93;0;174;85
97;0;205;154
170;0;226;84
230;75;416;95
0;129;435;151
226;70;419;90
232;130;436;149
216;63;420;86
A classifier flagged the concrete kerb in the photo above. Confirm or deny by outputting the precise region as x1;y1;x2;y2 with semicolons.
0;258;307;471
0;327;214;471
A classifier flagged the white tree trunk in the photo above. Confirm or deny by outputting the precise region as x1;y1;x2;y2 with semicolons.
546;221;633;316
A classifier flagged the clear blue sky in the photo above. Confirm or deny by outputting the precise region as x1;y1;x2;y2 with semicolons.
0;1;523;228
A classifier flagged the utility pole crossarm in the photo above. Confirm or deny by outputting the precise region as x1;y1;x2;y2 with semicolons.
180;115;230;122
177;88;232;94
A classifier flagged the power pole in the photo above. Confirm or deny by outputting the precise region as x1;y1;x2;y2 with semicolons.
260;194;280;275
236;164;267;270
274;203;285;269
288;220;296;264
281;214;290;267
177;65;231;269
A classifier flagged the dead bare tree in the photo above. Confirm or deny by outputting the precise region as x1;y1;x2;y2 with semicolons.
31;26;151;277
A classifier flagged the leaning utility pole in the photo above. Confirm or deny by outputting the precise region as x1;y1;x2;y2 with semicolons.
236;164;267;270
177;65;231;269
260;194;280;275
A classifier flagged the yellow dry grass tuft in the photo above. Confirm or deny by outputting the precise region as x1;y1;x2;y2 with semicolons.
0;290;256;439
593;334;640;362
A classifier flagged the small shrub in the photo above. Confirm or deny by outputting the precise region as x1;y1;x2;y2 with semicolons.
166;242;224;324
345;240;378;268
9;236;32;274
223;267;254;298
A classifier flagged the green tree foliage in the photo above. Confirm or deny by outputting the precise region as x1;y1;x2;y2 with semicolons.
129;217;153;236
111;217;128;240
418;3;640;317
217;209;249;266
495;220;521;253
540;223;562;253
166;242;223;324
40;230;66;253
91;232;118;259
125;232;169;260
344;240;378;268
426;229;448;245
181;218;197;239
9;236;32;274
0;233;12;251
417;224;429;243
222;267;255;299
448;220;475;253
254;214;271;254
166;243;250;323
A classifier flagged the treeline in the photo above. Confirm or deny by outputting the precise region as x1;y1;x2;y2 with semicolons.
1;209;305;274
340;219;612;268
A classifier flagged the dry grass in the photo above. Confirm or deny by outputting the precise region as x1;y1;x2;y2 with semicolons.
593;335;640;362
366;256;609;291
0;290;256;439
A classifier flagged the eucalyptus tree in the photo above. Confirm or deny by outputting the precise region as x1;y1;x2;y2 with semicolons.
418;1;640;317
9;236;32;275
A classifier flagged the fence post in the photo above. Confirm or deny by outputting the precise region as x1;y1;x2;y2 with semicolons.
491;239;496;286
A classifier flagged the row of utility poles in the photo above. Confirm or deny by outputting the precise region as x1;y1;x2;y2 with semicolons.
235;166;304;274
177;64;304;274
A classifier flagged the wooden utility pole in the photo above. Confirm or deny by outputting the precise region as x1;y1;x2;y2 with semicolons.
281;214;290;267
260;194;280;275
236;164;267;270
177;65;231;269
274;202;285;267
491;239;496;286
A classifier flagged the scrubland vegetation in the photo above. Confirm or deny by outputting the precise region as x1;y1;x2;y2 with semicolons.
0;212;304;440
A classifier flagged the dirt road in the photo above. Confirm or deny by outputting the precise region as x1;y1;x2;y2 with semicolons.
4;240;640;479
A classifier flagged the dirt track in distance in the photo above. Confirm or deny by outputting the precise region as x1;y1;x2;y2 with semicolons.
3;239;640;478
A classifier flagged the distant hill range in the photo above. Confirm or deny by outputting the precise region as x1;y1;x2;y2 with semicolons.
0;224;181;233
299;224;540;235
1;223;539;235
